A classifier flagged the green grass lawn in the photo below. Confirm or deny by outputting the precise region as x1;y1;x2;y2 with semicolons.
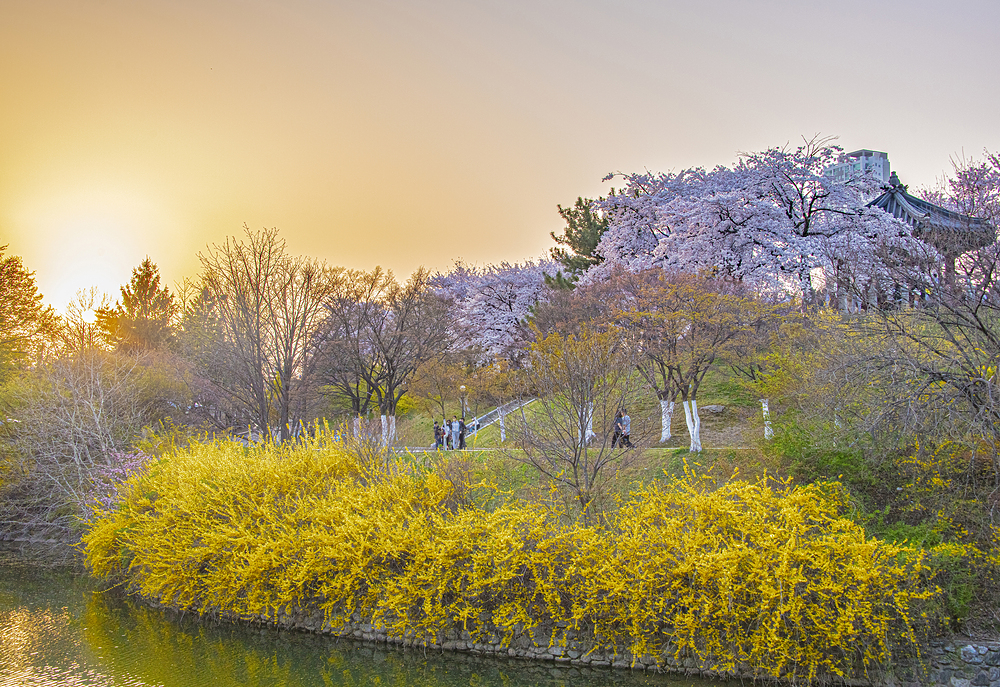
383;366;778;519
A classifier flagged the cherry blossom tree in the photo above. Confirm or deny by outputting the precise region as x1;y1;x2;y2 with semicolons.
592;138;921;305
586;170;705;279
432;259;554;364
922;150;1000;225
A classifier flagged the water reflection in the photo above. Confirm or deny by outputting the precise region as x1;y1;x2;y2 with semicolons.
0;564;722;687
0;565;142;686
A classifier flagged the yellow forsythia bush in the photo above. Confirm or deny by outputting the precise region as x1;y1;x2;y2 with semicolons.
83;437;935;683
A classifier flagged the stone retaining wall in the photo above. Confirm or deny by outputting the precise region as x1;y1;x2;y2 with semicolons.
171;601;730;677
149;597;1000;687
916;642;1000;687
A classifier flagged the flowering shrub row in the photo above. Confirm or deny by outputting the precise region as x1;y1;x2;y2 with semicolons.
83;436;935;682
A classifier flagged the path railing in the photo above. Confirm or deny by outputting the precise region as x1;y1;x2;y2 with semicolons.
466;397;534;437
407;398;536;451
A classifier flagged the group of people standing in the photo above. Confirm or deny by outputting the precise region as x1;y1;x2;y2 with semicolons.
612;409;632;448
433;416;468;450
433;410;629;450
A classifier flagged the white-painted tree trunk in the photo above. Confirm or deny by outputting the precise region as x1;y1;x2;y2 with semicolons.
579;402;596;445
498;406;506;442
682;399;702;452
660;399;674;443
838;292;850;313
760;399;774;440
353;416;360;438
380;414;388;447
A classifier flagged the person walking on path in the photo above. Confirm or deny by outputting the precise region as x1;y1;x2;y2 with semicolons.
450;415;461;450
621;410;632;448
612;410;624;448
458;417;467;449
433;421;443;449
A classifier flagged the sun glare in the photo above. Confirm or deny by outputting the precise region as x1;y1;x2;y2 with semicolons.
14;187;172;311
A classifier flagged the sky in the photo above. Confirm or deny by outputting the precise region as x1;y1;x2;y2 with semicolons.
2;0;999;311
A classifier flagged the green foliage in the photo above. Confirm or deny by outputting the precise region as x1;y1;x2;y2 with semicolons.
394;394;418;416
548;197;608;282
924;544;977;626
870;520;944;550
695;369;758;408
85;437;937;682
873;442;1000;631
0;246;59;379
134;418;207;458
97;258;177;351
767;414;871;489
543;269;577;291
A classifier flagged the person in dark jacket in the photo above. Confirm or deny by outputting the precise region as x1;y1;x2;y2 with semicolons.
612;410;624;448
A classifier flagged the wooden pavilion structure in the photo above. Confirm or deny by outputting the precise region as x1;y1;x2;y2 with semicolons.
868;172;995;289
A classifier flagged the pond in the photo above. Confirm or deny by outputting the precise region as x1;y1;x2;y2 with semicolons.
0;562;729;687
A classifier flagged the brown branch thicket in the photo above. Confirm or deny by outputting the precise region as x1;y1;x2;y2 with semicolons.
842;153;1000;518
0;351;157;550
506;327;648;525
316;267;452;422
196;226;338;441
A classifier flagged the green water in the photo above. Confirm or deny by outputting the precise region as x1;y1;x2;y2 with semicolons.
0;563;726;687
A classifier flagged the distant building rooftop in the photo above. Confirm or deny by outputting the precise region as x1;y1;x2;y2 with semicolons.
868;172;994;255
825;149;891;183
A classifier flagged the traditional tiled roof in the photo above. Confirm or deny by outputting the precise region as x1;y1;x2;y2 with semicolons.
869;172;994;254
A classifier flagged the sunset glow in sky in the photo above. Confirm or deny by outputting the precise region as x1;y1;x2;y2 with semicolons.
2;0;999;310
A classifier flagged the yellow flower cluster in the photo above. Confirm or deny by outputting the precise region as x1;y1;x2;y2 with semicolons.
83;437;934;683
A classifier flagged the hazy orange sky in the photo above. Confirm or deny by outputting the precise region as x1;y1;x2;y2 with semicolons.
2;0;999;310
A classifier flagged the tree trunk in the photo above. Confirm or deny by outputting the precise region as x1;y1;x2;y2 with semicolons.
578;402;596;445
800;263;815;311
279;371;291;443
760;399;774;440
498;405;506;442
659;399;674;443
255;380;270;443
682;399;702;452
587;402;596;443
